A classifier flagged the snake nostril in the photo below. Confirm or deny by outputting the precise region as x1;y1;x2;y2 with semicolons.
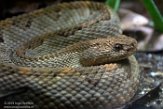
131;42;136;48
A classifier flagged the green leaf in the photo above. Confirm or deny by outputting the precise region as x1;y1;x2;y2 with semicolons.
105;0;120;12
142;0;163;32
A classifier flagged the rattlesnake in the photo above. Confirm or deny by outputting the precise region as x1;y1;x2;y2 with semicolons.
0;1;139;109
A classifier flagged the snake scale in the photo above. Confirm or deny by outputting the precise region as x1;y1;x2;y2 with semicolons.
0;1;139;109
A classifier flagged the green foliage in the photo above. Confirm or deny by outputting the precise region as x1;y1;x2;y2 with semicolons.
105;0;120;12
105;0;163;32
142;0;163;32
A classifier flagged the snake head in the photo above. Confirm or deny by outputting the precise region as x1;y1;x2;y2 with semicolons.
80;35;137;66
112;35;137;56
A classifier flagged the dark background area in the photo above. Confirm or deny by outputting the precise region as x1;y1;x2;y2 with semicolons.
1;0;162;20
0;0;106;20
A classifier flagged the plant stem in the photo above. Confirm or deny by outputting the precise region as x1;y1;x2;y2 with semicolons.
142;0;163;32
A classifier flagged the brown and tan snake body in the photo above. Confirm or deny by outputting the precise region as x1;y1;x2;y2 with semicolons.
0;1;139;109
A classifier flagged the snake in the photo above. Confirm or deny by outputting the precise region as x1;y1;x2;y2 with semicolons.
0;1;139;109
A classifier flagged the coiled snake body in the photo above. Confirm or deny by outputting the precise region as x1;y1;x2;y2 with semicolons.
0;1;139;109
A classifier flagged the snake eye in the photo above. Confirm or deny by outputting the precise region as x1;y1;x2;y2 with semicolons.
113;43;123;51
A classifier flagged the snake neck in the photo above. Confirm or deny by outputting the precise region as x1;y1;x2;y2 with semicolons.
10;36;137;68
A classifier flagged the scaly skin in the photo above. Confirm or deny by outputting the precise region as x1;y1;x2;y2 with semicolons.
0;1;139;109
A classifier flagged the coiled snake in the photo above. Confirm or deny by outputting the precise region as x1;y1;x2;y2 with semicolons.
0;1;139;109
